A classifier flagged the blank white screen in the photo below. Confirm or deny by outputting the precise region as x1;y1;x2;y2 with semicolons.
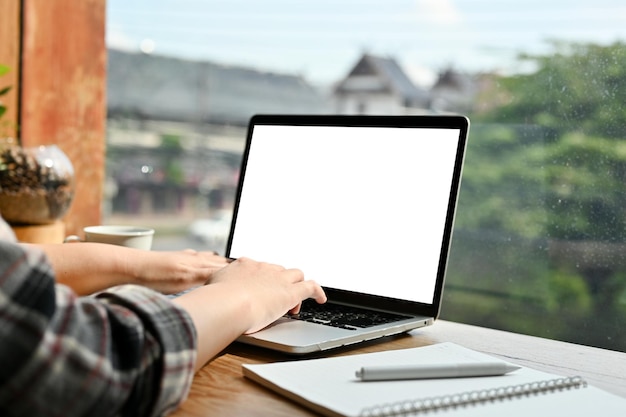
229;124;460;304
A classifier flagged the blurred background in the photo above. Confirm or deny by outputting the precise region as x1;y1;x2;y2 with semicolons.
104;0;626;352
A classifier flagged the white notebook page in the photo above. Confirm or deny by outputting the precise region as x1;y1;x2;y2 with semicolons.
242;342;625;417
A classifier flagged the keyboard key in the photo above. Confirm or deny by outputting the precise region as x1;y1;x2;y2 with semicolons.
288;299;410;330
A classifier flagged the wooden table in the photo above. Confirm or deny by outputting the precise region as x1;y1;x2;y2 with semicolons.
169;320;626;416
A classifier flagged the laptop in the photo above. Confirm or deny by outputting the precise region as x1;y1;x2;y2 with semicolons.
226;114;469;354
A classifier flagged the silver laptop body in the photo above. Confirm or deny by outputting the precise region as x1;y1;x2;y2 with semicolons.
226;114;469;354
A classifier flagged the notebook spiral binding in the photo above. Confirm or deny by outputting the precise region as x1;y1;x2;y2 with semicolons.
359;375;587;416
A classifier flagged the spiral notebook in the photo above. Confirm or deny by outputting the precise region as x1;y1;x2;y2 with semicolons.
242;342;626;416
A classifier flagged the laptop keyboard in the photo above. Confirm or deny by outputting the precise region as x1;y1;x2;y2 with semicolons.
288;299;411;330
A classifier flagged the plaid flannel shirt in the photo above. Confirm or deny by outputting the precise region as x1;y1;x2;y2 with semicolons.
0;218;197;417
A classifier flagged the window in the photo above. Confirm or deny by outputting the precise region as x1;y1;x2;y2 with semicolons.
106;0;626;352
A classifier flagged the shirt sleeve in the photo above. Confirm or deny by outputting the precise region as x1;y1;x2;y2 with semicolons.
0;239;198;417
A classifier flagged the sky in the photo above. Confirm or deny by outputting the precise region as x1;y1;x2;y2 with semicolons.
106;0;626;87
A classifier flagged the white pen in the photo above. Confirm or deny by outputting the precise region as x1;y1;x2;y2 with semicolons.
355;361;521;381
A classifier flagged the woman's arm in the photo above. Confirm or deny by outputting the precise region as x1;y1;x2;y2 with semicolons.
0;241;198;416
33;242;229;295
3;217;326;414
174;257;327;371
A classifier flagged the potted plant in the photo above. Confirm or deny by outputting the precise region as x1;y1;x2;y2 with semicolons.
0;64;75;225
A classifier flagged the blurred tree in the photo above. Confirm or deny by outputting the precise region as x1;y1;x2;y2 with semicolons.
161;133;185;185
444;41;626;351
464;41;626;243
478;41;626;140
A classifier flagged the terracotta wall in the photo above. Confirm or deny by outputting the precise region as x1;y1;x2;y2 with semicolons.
2;0;106;236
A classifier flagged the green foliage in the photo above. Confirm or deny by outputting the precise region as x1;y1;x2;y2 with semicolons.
0;64;12;120
446;41;626;351
545;267;593;313
543;133;626;241
465;41;626;243
160;133;185;184
477;41;626;140
455;123;549;238
160;133;184;152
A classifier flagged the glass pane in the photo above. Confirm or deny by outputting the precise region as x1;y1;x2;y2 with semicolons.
106;0;626;352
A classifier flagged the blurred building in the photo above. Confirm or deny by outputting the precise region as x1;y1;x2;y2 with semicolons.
106;50;487;219
333;53;431;114
106;49;332;219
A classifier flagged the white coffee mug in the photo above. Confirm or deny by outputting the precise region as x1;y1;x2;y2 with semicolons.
71;225;155;250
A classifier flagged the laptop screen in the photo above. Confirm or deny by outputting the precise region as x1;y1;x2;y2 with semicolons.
227;115;468;306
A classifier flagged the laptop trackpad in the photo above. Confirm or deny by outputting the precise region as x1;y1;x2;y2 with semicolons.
245;317;352;345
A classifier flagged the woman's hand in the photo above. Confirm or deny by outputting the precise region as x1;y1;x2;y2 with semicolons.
35;243;230;295
208;257;327;334
174;257;326;369
129;249;230;294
